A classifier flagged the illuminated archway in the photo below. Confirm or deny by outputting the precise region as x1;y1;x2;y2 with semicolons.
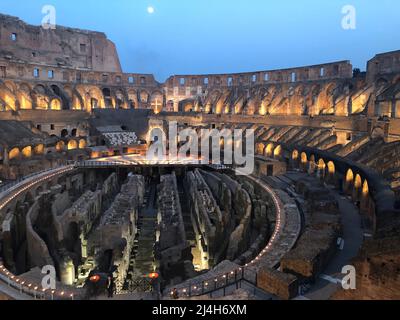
56;141;65;152
327;161;335;175
292;149;299;161
317;158;326;178
360;180;370;213
256;143;265;155
291;149;299;168
50;98;62;110
308;155;316;174
9;147;20;160
79;139;87;149
362;180;369;197
273;145;282;158
345;169;354;193
34;144;44;155
68;140;78;150
326;161;335;183
353;174;362;199
300;152;308;171
265;143;274;157
21;146;32;158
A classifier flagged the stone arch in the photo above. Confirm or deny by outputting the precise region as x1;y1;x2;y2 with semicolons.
79;139;87;149
115;89;126;109
51;84;70;110
0;83;17;111
292;149;299;161
265;143;274;157
56;141;65;152
273;145;282;158
290;149;299;169
317;158;326;178
34;144;44;155
345;168;354;194
102;88;113;108
300;152;308;171
139;90;150;104
150;91;164;114
61;129;69;138
353;174;362;200
309;154;316;174
50;98;62;110
68;140;78;150
127;89;138;109
21;146;32;158
326;161;336;182
166;100;174;112
16;83;33;110
3;80;17;93
67;87;84;110
256;143;266;155
9;147;20;160
360;180;370;213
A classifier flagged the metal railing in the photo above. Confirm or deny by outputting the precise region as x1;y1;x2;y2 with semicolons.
164;267;258;299
0;163;68;193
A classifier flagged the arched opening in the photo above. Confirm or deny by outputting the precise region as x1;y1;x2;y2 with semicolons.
102;88;113;108
50;98;62;110
21;146;32;158
68;140;78;150
292;149;299;161
61;129;69;138
317;158;326;178
51;85;70;110
71;128;77;137
291;149;300;169
308;155;316;174
345;169;354;194
9;147;20;160
327;161;335;183
79;139;87;149
91;98;98;109
56;141;65;152
256;143;265;155
353;174;362;200
166;100;174;112
265;143;274;157
300;152;308;171
360;180;370;214
34;144;44;155
273;145;282;159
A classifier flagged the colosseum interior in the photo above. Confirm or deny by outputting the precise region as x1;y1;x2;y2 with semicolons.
0;12;399;301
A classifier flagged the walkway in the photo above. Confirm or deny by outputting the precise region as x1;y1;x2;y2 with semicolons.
297;191;364;300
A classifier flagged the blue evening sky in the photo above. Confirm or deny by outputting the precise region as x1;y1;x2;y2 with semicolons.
0;0;399;81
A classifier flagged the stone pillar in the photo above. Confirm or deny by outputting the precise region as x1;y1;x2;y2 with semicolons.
174;100;179;112
3;147;9;166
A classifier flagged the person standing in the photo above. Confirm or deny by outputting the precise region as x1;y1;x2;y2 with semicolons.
107;275;115;298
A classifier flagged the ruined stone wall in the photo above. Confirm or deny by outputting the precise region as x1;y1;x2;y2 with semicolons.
0;13;121;73
157;173;194;284
25;197;54;268
367;50;400;83
333;236;400;300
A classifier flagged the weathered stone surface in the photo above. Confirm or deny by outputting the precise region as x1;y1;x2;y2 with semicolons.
258;267;298;300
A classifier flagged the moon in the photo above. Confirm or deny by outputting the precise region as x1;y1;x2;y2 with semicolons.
147;6;155;14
